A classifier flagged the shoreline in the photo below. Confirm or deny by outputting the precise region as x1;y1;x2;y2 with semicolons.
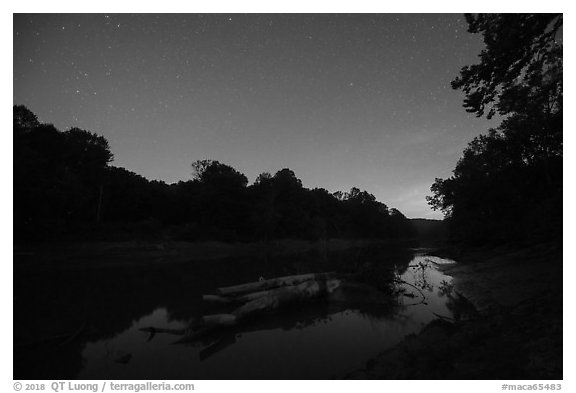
346;241;563;379
14;238;417;271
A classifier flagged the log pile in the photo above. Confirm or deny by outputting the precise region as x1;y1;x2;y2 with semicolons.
215;272;336;296
141;272;341;343
196;273;341;331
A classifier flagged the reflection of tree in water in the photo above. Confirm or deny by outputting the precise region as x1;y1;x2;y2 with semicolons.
403;261;434;293
15;244;412;378
392;259;478;321
181;247;415;357
350;245;414;294
391;257;452;307
150;245;416;362
174;288;405;362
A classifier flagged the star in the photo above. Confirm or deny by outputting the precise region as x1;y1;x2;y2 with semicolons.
13;13;494;219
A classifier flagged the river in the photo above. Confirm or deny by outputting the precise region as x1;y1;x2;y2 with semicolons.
14;244;469;379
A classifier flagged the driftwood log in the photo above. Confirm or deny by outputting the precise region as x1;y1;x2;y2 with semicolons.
233;278;340;319
215;272;335;296
202;290;271;305
143;272;341;343
199;278;341;328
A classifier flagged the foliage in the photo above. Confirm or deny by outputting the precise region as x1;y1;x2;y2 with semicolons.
192;159;248;188
14;105;416;243
428;14;562;243
452;14;562;119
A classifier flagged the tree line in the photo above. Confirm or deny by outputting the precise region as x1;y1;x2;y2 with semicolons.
14;106;416;243
427;14;562;244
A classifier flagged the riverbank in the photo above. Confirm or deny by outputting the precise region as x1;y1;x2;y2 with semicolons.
14;238;416;271
346;241;563;379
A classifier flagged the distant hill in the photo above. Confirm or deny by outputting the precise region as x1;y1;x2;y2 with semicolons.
410;218;448;240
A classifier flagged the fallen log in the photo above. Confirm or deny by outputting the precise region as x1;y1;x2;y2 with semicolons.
146;276;343;344
202;290;271;305
234;279;339;319
201;314;237;327
216;272;335;296
206;278;341;323
175;278;342;343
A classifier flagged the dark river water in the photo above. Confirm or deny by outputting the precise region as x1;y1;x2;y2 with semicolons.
14;244;463;379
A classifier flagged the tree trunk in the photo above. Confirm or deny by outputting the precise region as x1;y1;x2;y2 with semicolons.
202;278;341;326
216;272;335;296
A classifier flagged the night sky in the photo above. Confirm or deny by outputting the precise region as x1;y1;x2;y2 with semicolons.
13;14;497;218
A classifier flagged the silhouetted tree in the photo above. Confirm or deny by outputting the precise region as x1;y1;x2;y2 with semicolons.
429;14;562;243
13;106;115;240
248;172;277;241
452;14;562;119
14;105;40;131
254;172;272;186
102;167;166;221
14;106;416;243
189;160;250;240
192;159;248;188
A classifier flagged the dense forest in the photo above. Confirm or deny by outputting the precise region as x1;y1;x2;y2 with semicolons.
14;105;416;243
16;14;562;247
427;14;563;244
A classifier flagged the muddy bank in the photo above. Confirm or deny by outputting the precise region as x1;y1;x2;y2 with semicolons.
347;241;562;379
14;238;415;271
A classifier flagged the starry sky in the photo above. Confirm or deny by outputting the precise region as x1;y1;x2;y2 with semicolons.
13;14;497;219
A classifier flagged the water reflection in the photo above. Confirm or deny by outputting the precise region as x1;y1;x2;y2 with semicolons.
14;246;465;379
